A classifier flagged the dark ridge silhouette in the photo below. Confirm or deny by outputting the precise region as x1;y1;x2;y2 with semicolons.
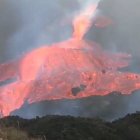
1;112;140;140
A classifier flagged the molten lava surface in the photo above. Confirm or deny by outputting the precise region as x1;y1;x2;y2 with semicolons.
0;5;140;116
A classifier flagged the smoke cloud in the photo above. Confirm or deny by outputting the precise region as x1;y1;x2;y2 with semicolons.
0;0;79;62
1;0;140;120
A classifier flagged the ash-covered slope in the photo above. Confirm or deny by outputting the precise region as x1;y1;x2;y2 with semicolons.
11;91;140;121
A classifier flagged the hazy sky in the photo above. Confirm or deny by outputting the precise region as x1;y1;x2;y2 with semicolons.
0;0;80;62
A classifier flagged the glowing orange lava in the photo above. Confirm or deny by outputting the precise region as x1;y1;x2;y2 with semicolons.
73;5;97;39
0;4;140;116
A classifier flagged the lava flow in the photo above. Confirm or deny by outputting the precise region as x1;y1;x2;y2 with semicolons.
0;4;140;116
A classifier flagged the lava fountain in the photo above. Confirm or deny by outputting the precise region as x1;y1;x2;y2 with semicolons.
0;4;140;116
